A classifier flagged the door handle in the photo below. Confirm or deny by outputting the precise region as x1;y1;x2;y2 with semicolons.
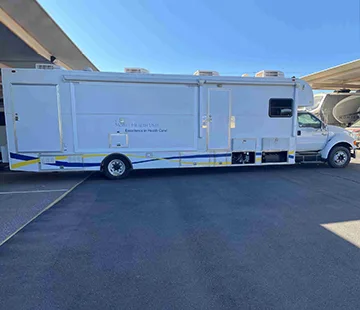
201;116;208;128
297;130;301;136
14;113;19;121
321;132;327;136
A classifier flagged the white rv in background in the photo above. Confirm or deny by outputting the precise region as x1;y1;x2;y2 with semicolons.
309;91;360;126
0;67;357;179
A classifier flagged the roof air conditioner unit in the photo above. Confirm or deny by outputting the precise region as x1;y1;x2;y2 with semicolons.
193;70;219;76
255;70;284;78
124;68;149;74
35;63;64;70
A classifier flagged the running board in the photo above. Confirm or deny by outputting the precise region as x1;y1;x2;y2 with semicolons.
295;152;324;163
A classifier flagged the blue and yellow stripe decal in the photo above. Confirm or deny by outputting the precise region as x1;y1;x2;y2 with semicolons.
11;151;296;169
131;153;231;164
255;152;262;163
10;152;232;169
10;153;100;169
10;153;40;169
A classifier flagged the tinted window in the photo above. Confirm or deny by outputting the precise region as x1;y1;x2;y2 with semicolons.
298;113;321;129
269;98;293;117
0;112;5;126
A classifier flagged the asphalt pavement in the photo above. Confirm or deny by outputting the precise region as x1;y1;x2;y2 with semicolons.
1;163;360;309
0;171;90;243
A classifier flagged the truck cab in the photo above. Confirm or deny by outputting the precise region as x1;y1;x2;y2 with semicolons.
296;111;356;167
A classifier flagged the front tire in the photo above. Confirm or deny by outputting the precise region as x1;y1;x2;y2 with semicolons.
102;155;131;179
328;146;350;168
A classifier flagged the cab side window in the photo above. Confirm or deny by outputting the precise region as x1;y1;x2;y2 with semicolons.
298;113;321;129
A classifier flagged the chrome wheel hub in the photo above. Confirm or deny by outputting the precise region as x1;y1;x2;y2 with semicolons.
334;150;348;166
108;159;125;176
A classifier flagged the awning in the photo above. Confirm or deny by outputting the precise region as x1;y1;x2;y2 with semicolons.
0;0;98;71
301;59;360;90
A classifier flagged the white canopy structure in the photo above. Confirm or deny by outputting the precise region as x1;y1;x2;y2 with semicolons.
0;0;98;70
302;59;360;90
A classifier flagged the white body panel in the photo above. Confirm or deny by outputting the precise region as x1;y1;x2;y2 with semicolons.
320;125;356;159
72;82;197;152
12;84;62;152
296;127;328;151
207;89;231;150
1;67;353;173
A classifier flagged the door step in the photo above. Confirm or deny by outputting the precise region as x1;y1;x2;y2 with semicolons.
295;152;324;163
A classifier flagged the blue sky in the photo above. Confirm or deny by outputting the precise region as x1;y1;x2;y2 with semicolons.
38;0;359;77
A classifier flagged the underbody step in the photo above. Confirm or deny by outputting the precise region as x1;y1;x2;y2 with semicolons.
297;161;324;164
295;152;324;163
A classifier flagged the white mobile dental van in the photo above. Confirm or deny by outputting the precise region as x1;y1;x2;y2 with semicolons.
0;67;356;179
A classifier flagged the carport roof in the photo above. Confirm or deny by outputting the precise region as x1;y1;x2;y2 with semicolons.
0;0;98;71
301;59;360;90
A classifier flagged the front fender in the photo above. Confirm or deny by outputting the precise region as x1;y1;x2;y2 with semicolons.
321;135;354;159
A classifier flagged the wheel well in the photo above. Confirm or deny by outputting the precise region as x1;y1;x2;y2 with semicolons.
100;153;133;171
327;142;352;157
330;142;352;153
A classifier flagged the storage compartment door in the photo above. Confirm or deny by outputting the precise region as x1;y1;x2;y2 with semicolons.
12;85;61;152
208;89;231;150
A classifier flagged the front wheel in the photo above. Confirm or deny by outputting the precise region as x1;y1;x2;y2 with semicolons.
328;146;350;168
102;155;131;179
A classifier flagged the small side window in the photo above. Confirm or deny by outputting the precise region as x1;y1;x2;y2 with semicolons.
298;113;321;129
0;112;5;126
269;98;293;118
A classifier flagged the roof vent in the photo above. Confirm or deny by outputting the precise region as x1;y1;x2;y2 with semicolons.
35;63;64;70
124;68;149;74
255;70;284;78
193;70;219;76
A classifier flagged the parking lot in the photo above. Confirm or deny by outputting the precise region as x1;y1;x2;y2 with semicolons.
0;171;90;244
1;160;360;309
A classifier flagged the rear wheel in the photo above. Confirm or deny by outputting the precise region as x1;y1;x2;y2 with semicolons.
102;155;131;179
328;146;350;168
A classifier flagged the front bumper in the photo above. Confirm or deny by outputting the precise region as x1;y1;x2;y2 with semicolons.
351;148;357;158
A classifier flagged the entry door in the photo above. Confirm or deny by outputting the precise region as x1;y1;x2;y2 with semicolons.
12;85;62;152
208;89;231;150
